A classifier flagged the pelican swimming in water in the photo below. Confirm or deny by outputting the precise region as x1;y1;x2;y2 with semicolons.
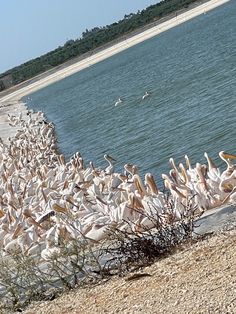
142;91;150;100
114;98;123;106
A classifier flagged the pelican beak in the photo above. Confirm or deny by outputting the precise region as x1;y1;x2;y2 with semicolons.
222;182;234;193
133;175;146;197
52;203;68;213
0;209;5;218
107;154;116;161
179;164;187;184
204;152;217;170
185;155;191;169
12;224;23;239
222;152;236;160
146;173;159;194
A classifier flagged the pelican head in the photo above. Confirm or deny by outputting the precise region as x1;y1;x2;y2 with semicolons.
78;157;85;170
161;174;172;189
115;98;123;106
104;154;116;162
204;152;217;171
142;91;150;100
133;174;146;197
184;154;192;170
179;163;188;184
124;163;134;176
219;151;236;175
196;163;208;191
132;165;139;175
219;151;236;161
89;161;95;170
145;173;159;195
169;169;178;184
169;157;179;175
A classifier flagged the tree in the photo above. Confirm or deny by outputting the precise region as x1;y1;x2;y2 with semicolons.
0;0;199;88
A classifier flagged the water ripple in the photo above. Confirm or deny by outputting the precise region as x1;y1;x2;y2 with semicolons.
24;0;236;182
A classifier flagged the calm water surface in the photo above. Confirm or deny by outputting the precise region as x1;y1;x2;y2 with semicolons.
24;1;236;182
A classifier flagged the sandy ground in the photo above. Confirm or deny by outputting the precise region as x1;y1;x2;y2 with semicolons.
23;225;236;314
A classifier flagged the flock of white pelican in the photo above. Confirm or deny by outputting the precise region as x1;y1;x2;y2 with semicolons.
0;110;236;262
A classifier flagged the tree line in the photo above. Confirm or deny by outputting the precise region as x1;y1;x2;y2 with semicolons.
0;0;199;91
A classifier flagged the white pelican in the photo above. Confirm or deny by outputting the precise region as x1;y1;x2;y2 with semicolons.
114;98;123;106
144;173;159;195
219;151;236;180
142;91;150;100
6;108;236;271
204;152;221;181
104;154;116;175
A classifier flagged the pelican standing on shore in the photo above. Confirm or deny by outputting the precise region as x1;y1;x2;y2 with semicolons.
2;110;236;260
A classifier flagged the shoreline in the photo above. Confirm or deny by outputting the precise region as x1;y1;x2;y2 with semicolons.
0;0;230;144
0;0;229;107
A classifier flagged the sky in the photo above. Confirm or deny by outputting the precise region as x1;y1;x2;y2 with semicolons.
0;0;160;73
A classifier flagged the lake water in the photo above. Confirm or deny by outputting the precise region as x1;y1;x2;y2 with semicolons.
24;0;236;183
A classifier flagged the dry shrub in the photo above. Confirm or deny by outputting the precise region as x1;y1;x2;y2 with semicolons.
0;238;102;312
100;220;194;275
96;196;198;275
